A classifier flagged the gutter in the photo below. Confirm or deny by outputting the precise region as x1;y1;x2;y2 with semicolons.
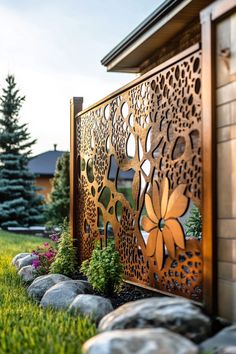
101;0;184;67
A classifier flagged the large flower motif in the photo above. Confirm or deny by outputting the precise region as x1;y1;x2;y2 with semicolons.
142;177;189;270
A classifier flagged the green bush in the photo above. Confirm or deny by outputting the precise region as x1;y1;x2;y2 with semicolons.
50;220;78;277
80;242;123;296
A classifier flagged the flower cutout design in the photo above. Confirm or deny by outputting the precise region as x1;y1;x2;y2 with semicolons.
142;177;189;270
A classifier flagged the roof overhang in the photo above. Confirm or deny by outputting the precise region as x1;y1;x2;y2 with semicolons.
101;0;212;73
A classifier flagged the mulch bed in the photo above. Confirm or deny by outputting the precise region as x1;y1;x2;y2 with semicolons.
99;283;231;336
98;283;161;309
74;271;164;309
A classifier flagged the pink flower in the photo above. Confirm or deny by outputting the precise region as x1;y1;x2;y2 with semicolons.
30;240;57;275
45;251;53;259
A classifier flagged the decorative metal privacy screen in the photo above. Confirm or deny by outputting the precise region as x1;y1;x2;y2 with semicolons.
75;46;202;301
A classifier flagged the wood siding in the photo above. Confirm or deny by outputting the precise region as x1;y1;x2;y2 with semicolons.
216;11;236;321
140;20;201;75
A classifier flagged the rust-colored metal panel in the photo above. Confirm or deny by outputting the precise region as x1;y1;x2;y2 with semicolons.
74;46;203;302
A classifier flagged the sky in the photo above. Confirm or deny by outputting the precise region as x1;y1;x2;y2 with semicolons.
0;0;163;155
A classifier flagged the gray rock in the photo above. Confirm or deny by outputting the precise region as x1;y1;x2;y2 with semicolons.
12;253;31;267
18;265;37;283
200;325;236;353
16;254;39;269
99;297;211;343
82;328;199;354
40;280;89;309
69;295;113;324
27;274;70;301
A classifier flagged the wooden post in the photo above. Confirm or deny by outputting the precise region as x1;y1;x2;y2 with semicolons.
200;8;217;315
70;97;83;241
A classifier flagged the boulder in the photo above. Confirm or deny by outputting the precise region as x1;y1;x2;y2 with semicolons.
27;274;70;301
15;254;39;269
99;297;211;343
200;325;236;353
69;295;113;324
18;265;37;283
12;253;31;267
82;328;199;354
40;280;90;309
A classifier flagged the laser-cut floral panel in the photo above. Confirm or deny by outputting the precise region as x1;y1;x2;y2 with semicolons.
75;48;202;301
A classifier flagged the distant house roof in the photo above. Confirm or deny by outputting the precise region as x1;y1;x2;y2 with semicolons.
29;150;134;180
28;150;67;176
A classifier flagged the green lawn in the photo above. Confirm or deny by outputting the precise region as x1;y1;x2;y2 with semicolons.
0;230;96;354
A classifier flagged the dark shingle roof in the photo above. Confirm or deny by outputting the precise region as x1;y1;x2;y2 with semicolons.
28;150;67;176
29;151;134;180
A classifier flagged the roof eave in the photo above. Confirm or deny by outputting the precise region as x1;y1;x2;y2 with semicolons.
101;0;181;66
101;0;211;73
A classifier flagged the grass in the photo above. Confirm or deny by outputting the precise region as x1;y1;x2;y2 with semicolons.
0;230;97;354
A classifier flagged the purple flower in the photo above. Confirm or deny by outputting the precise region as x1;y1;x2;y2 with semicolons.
44;242;49;247
32;259;40;269
50;233;59;242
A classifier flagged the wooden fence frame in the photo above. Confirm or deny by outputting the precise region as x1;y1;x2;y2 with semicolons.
70;97;83;244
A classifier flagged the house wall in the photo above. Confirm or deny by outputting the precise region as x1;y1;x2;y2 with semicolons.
35;177;52;201
140;19;201;75
216;11;236;321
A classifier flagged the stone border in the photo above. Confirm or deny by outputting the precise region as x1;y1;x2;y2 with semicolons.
13;252;236;354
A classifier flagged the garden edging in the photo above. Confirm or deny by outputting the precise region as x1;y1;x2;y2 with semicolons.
13;252;236;354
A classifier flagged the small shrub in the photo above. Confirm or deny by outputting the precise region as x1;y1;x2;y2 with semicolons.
185;205;202;239
50;220;77;277
32;241;57;276
80;242;123;296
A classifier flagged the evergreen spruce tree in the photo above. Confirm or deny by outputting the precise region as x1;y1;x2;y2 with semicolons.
185;205;202;239
45;152;70;226
0;75;44;229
